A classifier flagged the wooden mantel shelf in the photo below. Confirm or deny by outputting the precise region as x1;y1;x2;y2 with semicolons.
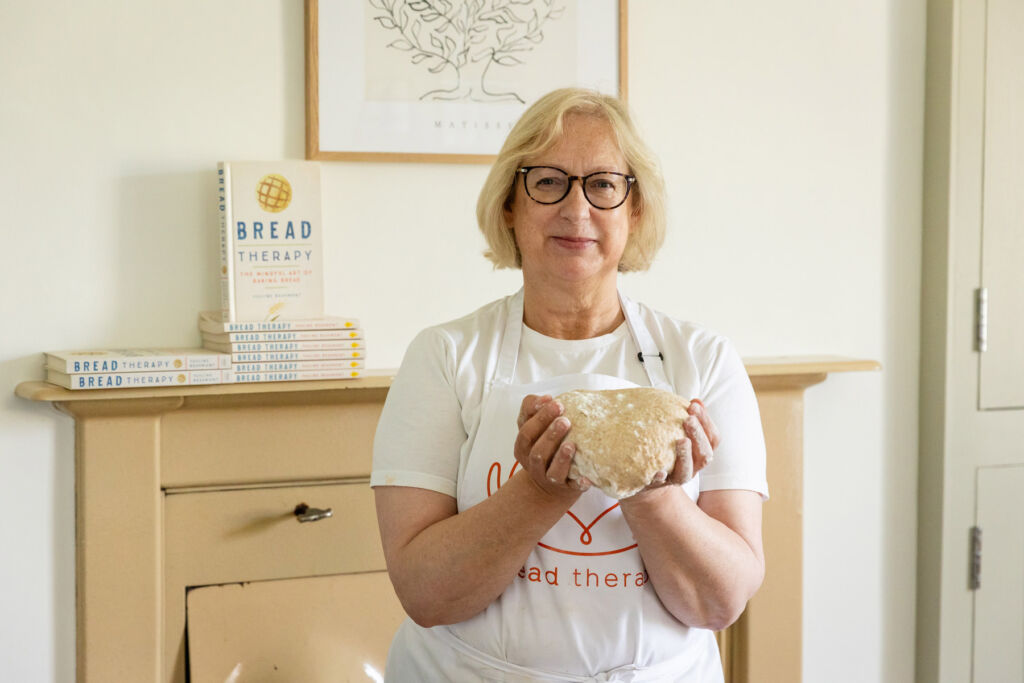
15;356;877;404
743;355;880;376
15;355;878;683
15;369;397;403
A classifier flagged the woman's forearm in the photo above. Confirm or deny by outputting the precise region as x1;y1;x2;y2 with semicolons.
379;471;575;627
619;487;764;631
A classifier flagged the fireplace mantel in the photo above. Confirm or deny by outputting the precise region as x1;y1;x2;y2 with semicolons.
17;356;878;683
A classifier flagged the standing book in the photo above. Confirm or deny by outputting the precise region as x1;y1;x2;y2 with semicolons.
218;161;324;322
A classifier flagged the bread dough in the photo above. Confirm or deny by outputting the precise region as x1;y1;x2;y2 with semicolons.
556;387;695;499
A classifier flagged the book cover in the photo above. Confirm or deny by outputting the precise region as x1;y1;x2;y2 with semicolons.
47;368;228;390
202;339;364;353
226;369;363;383
218;161;324;322
45;348;231;373
198;310;358;334
221;350;364;363
231;360;365;373
201;329;363;343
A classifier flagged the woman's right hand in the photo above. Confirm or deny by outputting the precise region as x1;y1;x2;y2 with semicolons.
514;394;591;500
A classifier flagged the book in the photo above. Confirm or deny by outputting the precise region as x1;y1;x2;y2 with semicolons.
198;310;358;334
201;339;364;353
45;348;231;374
218;161;324;322
227;368;364;383
200;329;363;343
231;360;365;373
47;368;229;390
217;349;364;363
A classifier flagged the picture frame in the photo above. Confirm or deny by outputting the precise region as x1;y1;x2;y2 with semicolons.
305;0;628;164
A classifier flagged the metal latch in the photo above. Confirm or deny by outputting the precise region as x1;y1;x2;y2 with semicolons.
969;526;982;590
976;288;988;352
294;502;333;523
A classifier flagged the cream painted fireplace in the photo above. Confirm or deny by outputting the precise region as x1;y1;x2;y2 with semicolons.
17;356;877;682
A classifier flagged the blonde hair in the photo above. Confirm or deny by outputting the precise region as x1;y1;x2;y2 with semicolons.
476;88;667;271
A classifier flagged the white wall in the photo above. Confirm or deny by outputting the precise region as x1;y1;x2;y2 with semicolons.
0;1;923;681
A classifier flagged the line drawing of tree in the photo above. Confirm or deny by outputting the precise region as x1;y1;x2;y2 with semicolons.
368;0;566;103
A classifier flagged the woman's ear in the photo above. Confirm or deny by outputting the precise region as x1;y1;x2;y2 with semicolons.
629;197;642;231
503;203;515;230
502;181;519;229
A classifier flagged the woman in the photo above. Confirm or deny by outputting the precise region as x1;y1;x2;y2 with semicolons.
371;88;768;681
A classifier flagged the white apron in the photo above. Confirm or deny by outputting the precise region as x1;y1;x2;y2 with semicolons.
385;290;723;682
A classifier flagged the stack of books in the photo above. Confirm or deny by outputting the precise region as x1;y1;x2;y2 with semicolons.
198;311;366;383
44;348;232;390
206;160;367;384
38;160;370;392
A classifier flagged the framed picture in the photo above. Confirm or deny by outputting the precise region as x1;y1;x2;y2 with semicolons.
305;0;628;164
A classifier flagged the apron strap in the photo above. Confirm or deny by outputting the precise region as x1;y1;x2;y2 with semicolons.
492;288;671;392
492;288;526;388
618;291;672;391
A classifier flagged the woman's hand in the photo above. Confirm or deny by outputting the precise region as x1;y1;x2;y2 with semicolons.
628;398;720;498
515;394;591;500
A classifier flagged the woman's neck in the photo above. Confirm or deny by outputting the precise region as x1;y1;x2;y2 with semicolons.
521;279;624;340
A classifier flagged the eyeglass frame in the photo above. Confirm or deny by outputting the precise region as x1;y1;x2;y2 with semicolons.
516;166;637;210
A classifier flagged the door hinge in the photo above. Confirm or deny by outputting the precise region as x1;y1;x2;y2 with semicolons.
969;526;982;590
975;288;988;352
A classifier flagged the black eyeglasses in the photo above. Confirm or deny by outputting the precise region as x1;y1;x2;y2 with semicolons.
517;166;636;210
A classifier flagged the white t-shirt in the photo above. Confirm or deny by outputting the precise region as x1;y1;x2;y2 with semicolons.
372;294;768;500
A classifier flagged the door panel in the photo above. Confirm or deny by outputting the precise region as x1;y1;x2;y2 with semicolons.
187;571;406;683
979;0;1024;410
973;465;1024;682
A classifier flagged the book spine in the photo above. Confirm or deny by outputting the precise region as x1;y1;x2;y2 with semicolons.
232;360;365;373
226;369;363;383
217;162;236;321
200;317;360;333
227;350;364;362
49;369;228;390
211;340;364;352
50;354;230;373
208;329;364;342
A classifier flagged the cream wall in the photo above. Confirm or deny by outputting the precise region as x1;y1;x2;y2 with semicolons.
0;1;923;681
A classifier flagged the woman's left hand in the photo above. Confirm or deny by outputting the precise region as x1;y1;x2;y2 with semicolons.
630;398;720;495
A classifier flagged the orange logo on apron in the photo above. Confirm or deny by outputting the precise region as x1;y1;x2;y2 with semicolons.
487;460;638;556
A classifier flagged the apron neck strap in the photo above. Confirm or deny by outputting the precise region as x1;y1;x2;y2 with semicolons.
494;288;525;388
618;291;672;391
493;288;672;391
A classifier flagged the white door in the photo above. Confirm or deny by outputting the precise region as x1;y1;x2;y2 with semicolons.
918;0;1024;680
973;465;1024;682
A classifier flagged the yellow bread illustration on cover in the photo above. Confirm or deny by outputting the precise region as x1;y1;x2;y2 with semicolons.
255;173;292;213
